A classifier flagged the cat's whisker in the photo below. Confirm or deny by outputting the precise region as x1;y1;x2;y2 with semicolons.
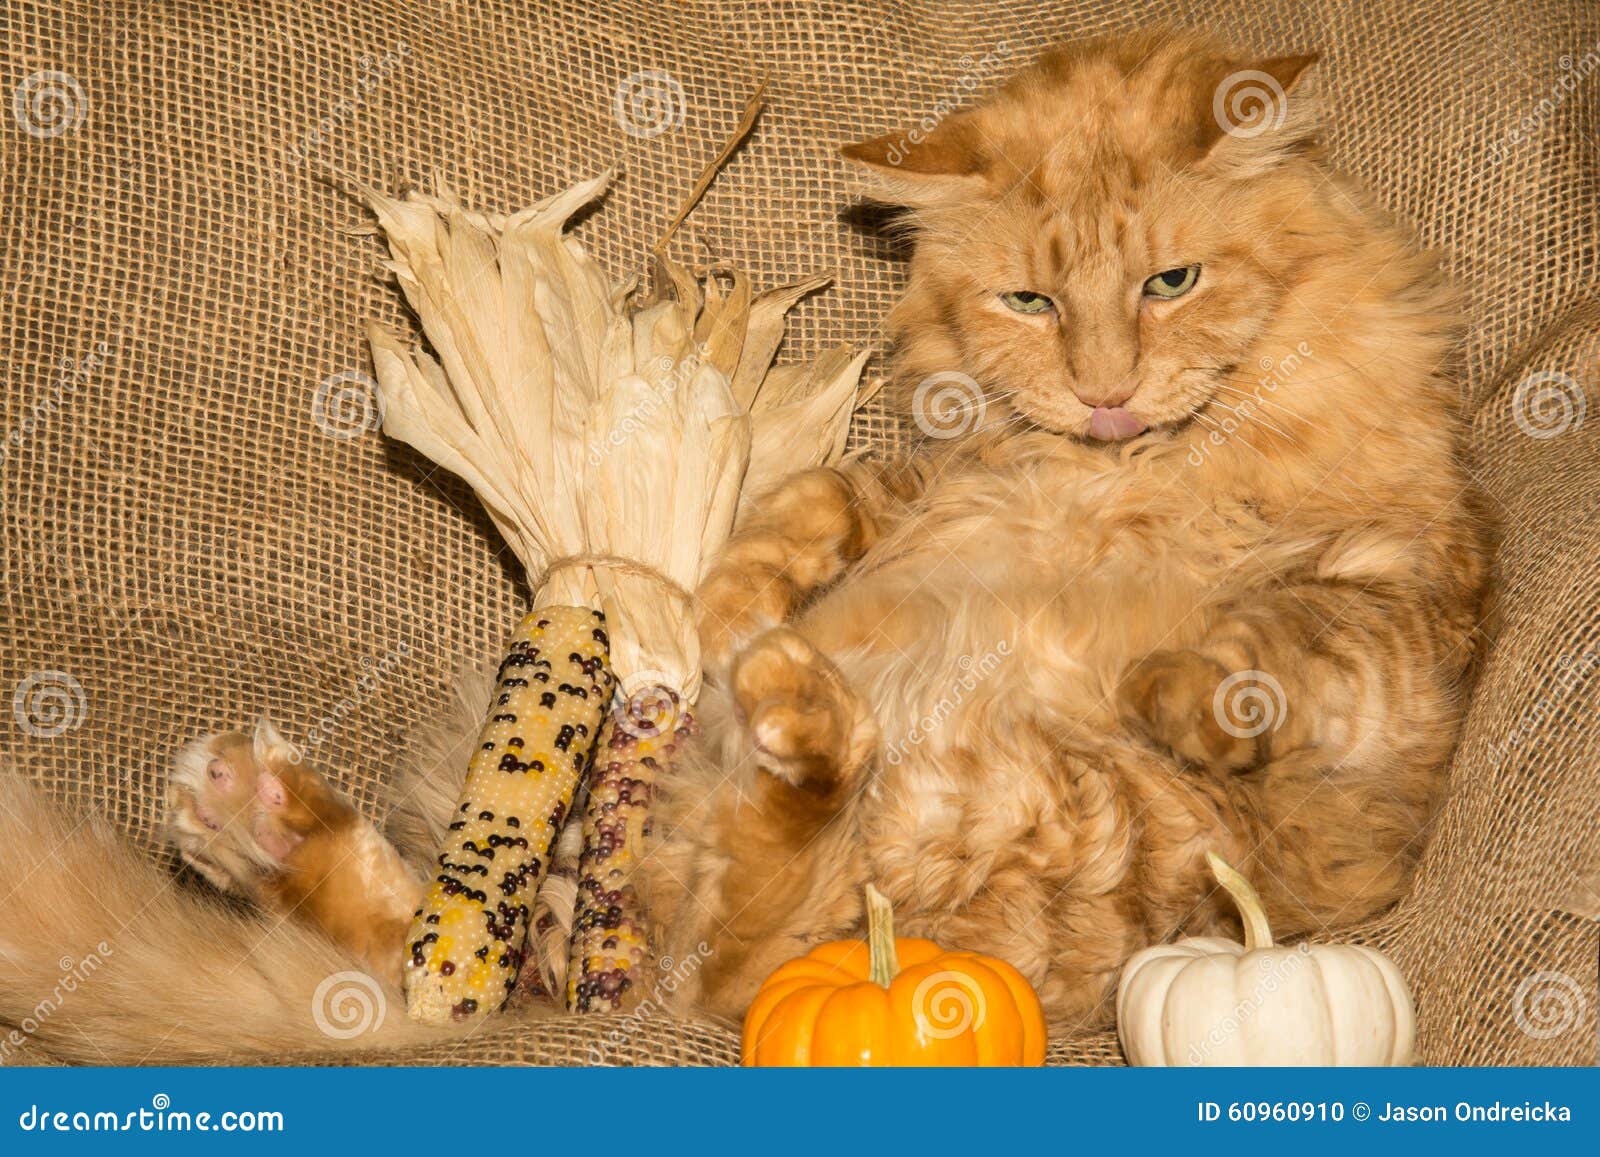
1210;381;1316;427
1207;397;1301;448
1202;384;1306;445
969;411;1039;437
1192;408;1274;461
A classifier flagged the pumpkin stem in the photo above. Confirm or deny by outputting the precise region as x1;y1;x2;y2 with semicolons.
865;884;900;988
1206;851;1274;951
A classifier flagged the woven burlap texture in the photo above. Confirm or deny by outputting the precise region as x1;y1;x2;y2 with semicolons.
2;0;1596;1065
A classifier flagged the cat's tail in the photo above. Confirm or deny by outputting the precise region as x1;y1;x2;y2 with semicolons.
0;772;477;1064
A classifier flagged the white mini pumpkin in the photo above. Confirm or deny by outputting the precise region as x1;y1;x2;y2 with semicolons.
1117;852;1416;1066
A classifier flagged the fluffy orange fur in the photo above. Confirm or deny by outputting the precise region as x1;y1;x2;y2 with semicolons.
639;29;1491;1028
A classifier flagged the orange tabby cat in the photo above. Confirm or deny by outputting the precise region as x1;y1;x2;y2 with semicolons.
638;27;1490;1025
0;29;1488;1060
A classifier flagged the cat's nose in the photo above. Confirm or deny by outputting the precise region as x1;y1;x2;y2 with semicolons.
1072;378;1136;409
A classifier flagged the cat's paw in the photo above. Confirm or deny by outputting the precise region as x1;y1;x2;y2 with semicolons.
729;627;875;792
165;717;313;894
1117;650;1262;771
696;559;791;682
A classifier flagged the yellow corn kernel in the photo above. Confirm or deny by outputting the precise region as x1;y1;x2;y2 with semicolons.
404;604;613;1025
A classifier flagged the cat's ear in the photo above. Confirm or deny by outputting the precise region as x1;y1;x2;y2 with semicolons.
1202;53;1321;176
252;714;294;767
841;113;989;208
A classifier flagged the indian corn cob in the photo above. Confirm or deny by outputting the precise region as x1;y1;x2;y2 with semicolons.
403;606;613;1024
567;694;695;1012
362;89;873;1024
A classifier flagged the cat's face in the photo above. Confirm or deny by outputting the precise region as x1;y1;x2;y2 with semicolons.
847;32;1320;443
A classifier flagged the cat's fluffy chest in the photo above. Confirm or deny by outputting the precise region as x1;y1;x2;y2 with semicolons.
817;439;1274;758
873;440;1265;636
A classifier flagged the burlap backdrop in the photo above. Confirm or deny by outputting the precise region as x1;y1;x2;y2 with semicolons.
2;0;1595;1065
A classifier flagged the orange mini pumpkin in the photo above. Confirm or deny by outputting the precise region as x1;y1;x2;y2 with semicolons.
742;885;1047;1066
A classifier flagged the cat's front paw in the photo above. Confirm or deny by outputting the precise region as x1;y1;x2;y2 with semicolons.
696;561;789;682
729;627;876;792
1117;650;1263;771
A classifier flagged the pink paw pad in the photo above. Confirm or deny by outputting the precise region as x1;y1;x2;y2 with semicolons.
256;772;287;810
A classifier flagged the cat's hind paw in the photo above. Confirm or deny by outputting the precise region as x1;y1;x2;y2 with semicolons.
165;716;314;896
1117;650;1264;771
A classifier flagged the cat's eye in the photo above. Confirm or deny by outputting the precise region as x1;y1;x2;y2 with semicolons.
1143;265;1201;299
999;291;1055;314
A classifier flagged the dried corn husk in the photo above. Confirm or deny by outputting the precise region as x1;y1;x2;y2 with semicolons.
363;158;872;1022
565;349;876;1013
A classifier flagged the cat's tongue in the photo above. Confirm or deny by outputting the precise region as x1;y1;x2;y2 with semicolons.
1088;406;1149;441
